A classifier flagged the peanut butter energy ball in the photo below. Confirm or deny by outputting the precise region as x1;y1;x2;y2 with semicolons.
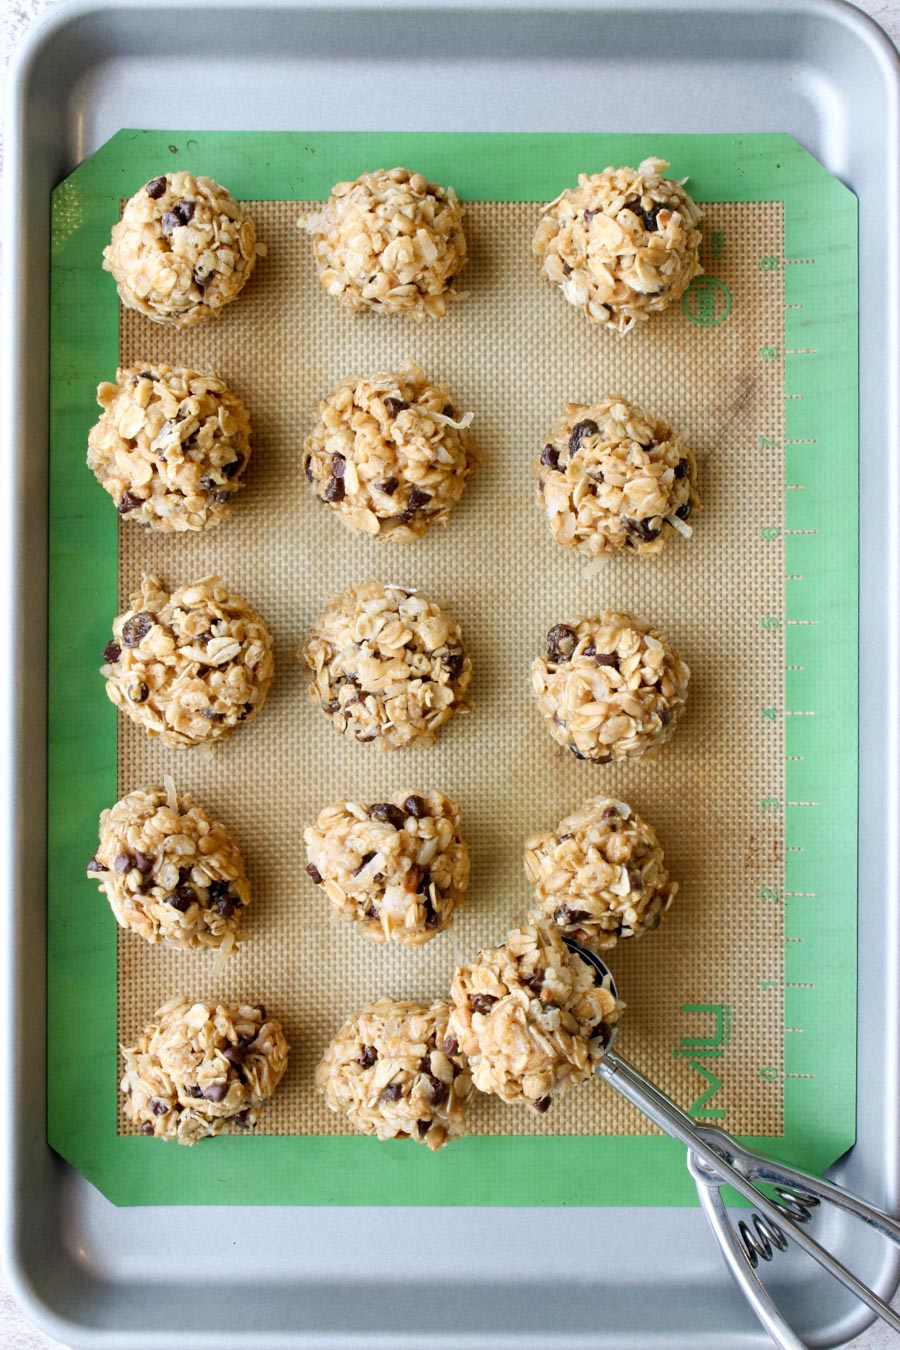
87;365;251;531
533;157;703;333
316;998;473;1150
101;575;274;748
304;790;469;944
87;780;249;955
299;167;466;318
448;919;621;1112
304;362;474;540
532;612;689;763
103;172;261;326
524;796;677;950
121;997;289;1143
535;395;699;557
302;581;472;748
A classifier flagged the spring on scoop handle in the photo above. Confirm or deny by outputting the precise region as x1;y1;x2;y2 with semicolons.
739;1186;820;1267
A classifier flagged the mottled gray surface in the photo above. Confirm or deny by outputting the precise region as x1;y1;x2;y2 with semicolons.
1;0;899;1345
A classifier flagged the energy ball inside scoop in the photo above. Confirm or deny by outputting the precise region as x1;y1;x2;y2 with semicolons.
316;997;473;1150
448;919;621;1112
121;996;289;1144
301;581;472;748
87;781;250;955
524;797;677;950
87;365;252;531
535;395;699;557
101;574;274;749
103;172;261;326
533;157;703;333
304;790;469;944
532;613;689;763
303;362;475;540
299;167;466;318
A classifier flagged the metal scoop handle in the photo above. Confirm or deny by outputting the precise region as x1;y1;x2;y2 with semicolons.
598;1049;900;1347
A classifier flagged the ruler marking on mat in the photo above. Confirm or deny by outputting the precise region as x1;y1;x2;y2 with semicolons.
785;891;817;898
785;528;817;535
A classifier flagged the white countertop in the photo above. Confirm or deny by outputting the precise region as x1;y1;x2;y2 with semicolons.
1;0;899;1345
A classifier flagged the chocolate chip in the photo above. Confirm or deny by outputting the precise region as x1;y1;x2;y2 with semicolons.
212;895;235;919
600;805;619;820
442;1036;459;1057
149;1097;168;1116
255;1005;267;1021
674;458;689;480
189;1085;205;1099
424;899;439;929
331;453;346;479
352;851;376;877
442;404;455;418
427;1076;449;1106
324;476;345;503
161;199;195;234
376;477;399;496
121;612;153;647
223;453;245;479
417;1119;433;1137
554;904;590;924
369;803;405;830
441;646;465;680
380;1084;403;1103
624;197;665;232
140;1122;155;1135
129;682;149;703
393;508;415;525
623;517;661;544
223;1044;247;1066
306;863;323;885
233;1110;254;1129
523;968;545;994
133;851;153;875
384;397;408;416
583;210;596;226
628;870;643;893
676;500;693;521
114;853;132;874
86;857;105;873
204;1083;228;1103
165;885;195;912
102;640;121;663
540;444;561;470
657;705;672;727
358;1045;378;1068
404;794;426;819
533;1096;552;1113
469;994;497;1015
594;1022;613;1049
200;707;222;721
546;624;577;663
595;651;618;668
212;490;230;504
583;642;596;657
240;702;255;720
571;746;587;760
568;420;599;453
145;177;167;199
304;457;313;482
118;490;143;515
407;486;431;512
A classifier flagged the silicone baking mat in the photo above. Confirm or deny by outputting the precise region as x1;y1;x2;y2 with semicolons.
47;131;858;1206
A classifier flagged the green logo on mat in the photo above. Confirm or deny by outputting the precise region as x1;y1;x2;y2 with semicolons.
682;276;732;327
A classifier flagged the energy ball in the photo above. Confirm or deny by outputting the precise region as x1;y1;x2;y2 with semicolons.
87;780;250;955
121;996;289;1144
448;919;621;1112
299;167;466;319
524;797;677;950
101;574;274;749
87;364;252;531
304;790;469;944
533;157;703;333
303;362;475;541
103;171;261;326
535;395;699;557
532;613;689;763
316;997;473;1150
302;581;472;748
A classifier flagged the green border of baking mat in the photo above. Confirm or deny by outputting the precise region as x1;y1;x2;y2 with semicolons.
47;131;858;1207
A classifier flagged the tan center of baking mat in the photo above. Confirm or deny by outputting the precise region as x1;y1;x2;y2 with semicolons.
117;199;785;1138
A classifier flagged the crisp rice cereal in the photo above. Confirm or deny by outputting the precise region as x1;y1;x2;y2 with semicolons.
120;996;289;1143
303;362;475;540
299;167;466;318
535;395;699;557
87;781;249;955
301;581;472;748
87;364;252;531
524;796;677;950
448;919;621;1111
316;997;473;1149
101;574;274;749
532;612;689;763
305;790;469;944
533;157;703;333
103;171;262;326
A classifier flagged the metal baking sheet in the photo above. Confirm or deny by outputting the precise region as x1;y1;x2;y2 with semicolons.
3;0;899;1345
